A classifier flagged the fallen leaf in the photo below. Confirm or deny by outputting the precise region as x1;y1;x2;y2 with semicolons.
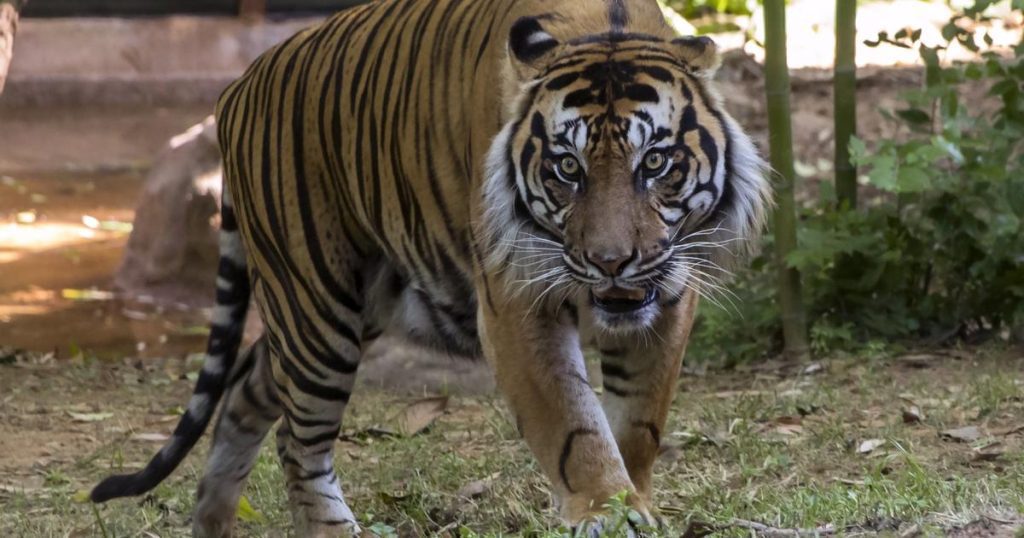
713;390;766;399
897;354;939;368
396;396;448;436
61;289;115;302
995;424;1024;437
800;362;825;375
941;425;982;443
657;443;684;463
769;415;804;436
236;495;265;523
902;405;924;424
972;450;1003;462
68;411;113;423
773;423;804;436
131;433;169;443
680;520;716;538
456;473;499;499
858;439;886;454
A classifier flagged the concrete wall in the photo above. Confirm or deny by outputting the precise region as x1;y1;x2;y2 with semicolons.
3;15;322;106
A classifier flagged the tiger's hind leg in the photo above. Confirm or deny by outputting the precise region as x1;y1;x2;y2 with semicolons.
192;335;281;538
260;271;367;537
271;341;362;538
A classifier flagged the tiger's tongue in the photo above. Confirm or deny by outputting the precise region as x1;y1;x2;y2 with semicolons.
592;286;647;302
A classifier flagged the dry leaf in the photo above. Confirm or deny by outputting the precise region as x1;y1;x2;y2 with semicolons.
972;450;1003;462
770;415;804;436
800;362;825;375
456;473;499;499
858;439;886;454
713;390;766;399
902;405;924;424
397;396;448;436
941;425;982;443
68;411;113;423
897;354;939;368
657;443;684;463
131;433;169;443
774;423;804;436
995;424;1024;437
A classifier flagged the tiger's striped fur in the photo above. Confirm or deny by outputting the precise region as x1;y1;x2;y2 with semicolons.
91;0;770;535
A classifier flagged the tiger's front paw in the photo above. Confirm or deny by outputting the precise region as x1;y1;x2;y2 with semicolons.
568;494;663;537
571;510;663;537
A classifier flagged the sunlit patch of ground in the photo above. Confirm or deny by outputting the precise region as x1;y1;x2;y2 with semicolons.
0;173;211;357
0;348;1020;536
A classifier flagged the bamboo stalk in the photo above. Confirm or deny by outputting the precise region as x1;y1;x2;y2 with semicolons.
763;0;809;361
834;0;858;208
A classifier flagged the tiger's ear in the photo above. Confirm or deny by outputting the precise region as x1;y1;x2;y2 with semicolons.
672;36;720;78
508;16;560;76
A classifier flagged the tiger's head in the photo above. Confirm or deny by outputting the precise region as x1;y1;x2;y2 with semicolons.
481;16;770;332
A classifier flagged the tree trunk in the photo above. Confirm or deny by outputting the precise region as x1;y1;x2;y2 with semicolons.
0;0;25;96
834;0;858;209
763;0;810;361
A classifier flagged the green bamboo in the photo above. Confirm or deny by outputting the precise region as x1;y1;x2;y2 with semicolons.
763;0;809;361
834;0;858;208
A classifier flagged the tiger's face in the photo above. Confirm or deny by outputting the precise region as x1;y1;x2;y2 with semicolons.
482;18;769;332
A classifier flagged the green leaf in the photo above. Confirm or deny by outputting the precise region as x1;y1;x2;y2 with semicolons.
896;108;931;126
866;154;898;192
897;167;931;193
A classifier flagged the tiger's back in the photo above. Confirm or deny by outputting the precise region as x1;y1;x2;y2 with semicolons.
214;0;679;356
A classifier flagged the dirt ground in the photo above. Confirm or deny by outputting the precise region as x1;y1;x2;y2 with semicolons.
0;348;1021;536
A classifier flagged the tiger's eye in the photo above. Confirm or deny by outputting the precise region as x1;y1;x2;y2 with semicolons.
643;151;666;172
558;155;581;179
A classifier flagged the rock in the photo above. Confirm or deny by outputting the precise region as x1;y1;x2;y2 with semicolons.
114;116;222;307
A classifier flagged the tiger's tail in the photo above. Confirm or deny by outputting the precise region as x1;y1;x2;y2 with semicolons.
90;189;251;503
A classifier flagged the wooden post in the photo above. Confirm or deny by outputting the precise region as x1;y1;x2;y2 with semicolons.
239;0;266;20
0;0;25;96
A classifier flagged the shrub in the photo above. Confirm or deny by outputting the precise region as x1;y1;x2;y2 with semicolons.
690;0;1024;364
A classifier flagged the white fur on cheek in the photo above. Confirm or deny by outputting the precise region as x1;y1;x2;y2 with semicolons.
481;121;521;273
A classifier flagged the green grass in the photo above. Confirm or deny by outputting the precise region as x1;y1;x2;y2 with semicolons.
1;349;1022;536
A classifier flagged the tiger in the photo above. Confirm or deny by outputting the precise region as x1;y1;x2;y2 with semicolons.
90;0;770;535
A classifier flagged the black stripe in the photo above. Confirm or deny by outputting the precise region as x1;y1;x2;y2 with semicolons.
600;362;633;380
559;428;597;493
632;420;661;446
608;0;629;32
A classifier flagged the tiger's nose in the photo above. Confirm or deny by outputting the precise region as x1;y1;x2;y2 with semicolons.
586;250;637;277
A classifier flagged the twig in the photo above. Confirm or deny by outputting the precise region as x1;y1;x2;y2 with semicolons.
729;518;837;537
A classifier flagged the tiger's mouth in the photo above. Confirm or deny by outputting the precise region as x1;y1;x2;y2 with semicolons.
589;286;660;331
590;286;658;313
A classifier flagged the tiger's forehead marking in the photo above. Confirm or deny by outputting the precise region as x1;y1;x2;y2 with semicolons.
607;0;629;32
537;43;696;156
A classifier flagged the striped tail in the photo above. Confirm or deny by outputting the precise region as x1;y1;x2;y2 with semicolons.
91;190;251;503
